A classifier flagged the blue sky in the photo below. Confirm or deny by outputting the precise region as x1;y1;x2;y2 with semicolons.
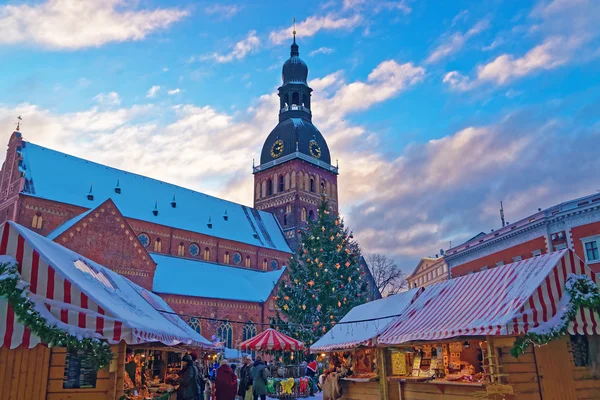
0;0;599;274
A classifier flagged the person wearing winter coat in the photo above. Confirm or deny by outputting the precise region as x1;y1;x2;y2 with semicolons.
250;356;269;400
178;354;201;400
237;356;253;400
215;359;238;400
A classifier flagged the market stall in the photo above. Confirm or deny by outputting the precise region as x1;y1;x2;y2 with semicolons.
238;328;310;398
0;221;213;400
377;249;600;400
310;289;421;400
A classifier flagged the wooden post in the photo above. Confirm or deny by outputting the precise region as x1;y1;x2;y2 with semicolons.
377;348;389;400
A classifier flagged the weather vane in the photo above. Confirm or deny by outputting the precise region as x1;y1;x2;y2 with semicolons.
293;17;296;40
16;116;22;131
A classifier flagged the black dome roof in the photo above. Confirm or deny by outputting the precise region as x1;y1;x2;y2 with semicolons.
282;40;308;84
260;118;331;165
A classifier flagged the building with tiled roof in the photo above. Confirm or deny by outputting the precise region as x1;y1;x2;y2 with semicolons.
0;37;379;347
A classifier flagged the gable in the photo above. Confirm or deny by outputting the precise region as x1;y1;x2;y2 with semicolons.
50;198;156;289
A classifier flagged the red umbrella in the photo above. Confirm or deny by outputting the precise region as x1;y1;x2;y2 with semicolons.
238;328;304;351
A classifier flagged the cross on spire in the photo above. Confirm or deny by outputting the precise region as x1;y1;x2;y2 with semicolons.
293;17;296;42
16;116;22;131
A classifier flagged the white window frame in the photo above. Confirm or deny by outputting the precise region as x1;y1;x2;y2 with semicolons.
554;243;567;251
532;249;542;257
495;261;504;267
581;235;600;264
513;256;522;262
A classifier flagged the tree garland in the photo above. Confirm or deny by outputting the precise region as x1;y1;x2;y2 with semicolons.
0;260;113;369
511;274;600;357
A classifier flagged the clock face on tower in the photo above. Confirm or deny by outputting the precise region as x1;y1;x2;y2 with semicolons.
309;140;322;159
271;140;284;158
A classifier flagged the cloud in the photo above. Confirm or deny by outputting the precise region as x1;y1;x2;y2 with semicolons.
94;92;121;106
204;31;260;63
309;47;335;56
146;86;161;98
343;0;411;14
444;36;580;90
204;4;242;20
167;88;181;95
426;19;490;64
0;0;189;50
77;78;92;88
269;14;362;45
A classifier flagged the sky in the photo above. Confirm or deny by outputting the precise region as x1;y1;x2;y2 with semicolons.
0;0;599;275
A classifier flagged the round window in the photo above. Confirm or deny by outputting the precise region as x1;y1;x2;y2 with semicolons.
138;233;150;247
233;252;242;264
270;260;278;270
189;243;200;257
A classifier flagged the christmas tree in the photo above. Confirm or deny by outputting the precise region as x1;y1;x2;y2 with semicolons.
273;197;368;347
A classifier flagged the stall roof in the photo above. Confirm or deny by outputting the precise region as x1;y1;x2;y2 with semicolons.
152;254;285;303
311;288;421;353
378;250;600;346
0;221;213;349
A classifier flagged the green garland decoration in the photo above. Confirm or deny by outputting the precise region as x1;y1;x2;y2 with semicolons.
0;261;113;369
511;274;600;357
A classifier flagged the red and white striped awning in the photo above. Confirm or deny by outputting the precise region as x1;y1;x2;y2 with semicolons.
0;221;213;350
310;288;422;353
239;328;304;351
379;249;600;345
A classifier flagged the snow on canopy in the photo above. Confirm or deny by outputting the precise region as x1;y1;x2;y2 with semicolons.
152;254;285;303
378;249;600;346
0;221;213;349
20;141;291;253
310;288;421;353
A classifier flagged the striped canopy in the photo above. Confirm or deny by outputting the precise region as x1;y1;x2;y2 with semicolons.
239;328;304;351
378;249;600;345
0;221;213;349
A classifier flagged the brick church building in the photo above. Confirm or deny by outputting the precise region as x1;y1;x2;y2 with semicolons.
0;37;378;348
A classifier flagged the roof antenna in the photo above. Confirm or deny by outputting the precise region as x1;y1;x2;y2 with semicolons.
293;17;296;42
16;116;22;132
500;201;506;227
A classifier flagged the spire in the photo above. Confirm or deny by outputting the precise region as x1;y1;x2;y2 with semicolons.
153;201;159;216
291;17;299;57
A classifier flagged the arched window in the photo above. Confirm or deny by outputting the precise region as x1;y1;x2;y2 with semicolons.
262;258;268;271
298;172;303;190
310;178;315;193
301;207;307;222
267;179;273;196
283;93;289;107
286;204;292;214
285;173;290;190
283;214;288;226
154;237;162;252
177;242;185;256
243;321;257;357
224;252;230;264
320;180;325;193
279;175;285;192
32;212;43;230
204;247;210;261
302;94;308;107
292;92;299;105
255;183;260;200
245;256;251;268
188;317;202;334
217;322;233;349
308;210;315;221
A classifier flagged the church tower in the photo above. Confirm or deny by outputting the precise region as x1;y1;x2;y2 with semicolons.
253;34;339;248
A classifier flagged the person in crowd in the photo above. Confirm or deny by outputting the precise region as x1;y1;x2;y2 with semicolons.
237;355;253;400
305;356;319;396
204;374;213;400
190;352;205;398
215;359;238;400
251;356;269;400
178;354;201;400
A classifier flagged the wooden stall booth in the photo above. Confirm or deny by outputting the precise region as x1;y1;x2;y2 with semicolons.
0;221;214;400
310;289;421;400
376;249;600;400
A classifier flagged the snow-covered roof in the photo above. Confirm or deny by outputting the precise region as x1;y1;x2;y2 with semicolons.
379;250;600;345
152;254;285;303
0;221;212;348
310;288;421;353
20;141;291;253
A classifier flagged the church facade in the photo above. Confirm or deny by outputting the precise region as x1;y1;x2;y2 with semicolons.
0;38;378;348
